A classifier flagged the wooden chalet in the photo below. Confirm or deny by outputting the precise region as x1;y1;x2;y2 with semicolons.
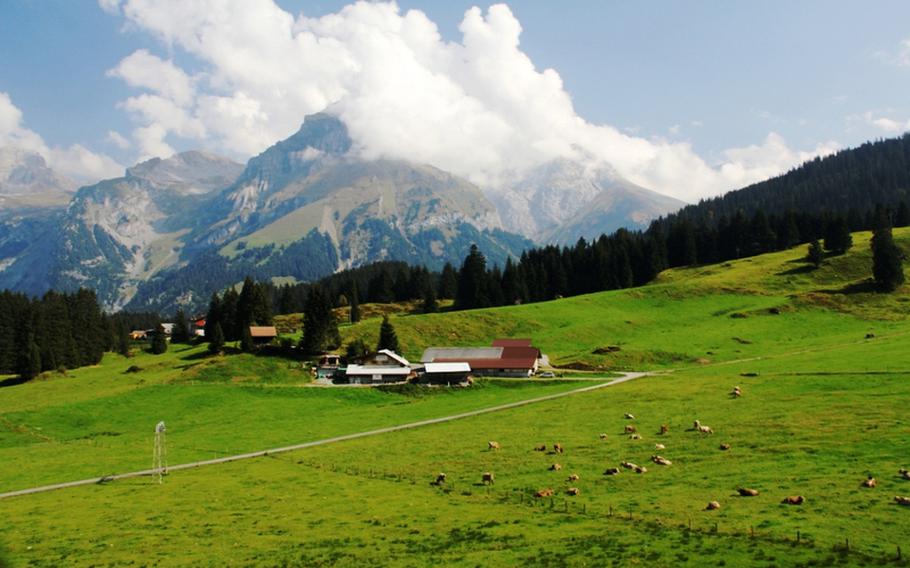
249;326;278;345
344;350;414;385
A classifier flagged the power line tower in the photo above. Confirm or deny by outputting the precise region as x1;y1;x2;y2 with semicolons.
153;421;167;483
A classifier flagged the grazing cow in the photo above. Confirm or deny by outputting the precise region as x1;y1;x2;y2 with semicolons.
567;473;580;482
535;488;554;498
659;424;669;435
566;487;580;496
895;496;910;507
604;467;621;476
862;476;877;488
737;487;760;497
549;463;562;471
621;461;637;470
899;469;910;480
488;441;501;450
630;433;642;440
534;444;547;452
705;501;721;510
482;472;495;485
694;420;714;434
599;433;609;440
782;495;805;505
634;465;648;474
655;443;666;450
731;386;742;398
719;443;731;451
553;443;564;453
434;473;447;485
624;425;637;434
624;413;635;420
651;455;672;466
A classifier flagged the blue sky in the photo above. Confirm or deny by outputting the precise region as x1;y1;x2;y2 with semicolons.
1;1;909;199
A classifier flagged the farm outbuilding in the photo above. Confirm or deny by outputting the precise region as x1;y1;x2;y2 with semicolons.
419;339;541;377
249;326;278;345
421;362;472;385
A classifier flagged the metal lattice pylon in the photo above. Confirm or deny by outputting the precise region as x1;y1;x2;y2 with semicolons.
153;421;167;483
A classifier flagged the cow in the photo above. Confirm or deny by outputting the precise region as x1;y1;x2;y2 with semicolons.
705;501;721;510
630;433;642;440
599;433;609;440
553;443;564;453
655;443;666;450
634;465;648;474
624;413;635;420
719;443;731;451
731;386;742;398
899;469;910;480
566;487;580;496
862;476;877;488
737;487;760;497
895;496;910;506
651;455;672;466
624;425;637;434
659;424;669;435
549;463;562;471
535;488;554;498
482;472;495;485
604;467;621;476
534;444;547;451
567;473;580;482
488;441;501;450
782;495;805;505
694;420;714;434
434;473;447;485
621;461;637;470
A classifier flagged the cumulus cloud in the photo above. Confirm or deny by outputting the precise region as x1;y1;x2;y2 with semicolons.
107;1;837;201
106;130;131;149
0;92;123;183
854;110;910;134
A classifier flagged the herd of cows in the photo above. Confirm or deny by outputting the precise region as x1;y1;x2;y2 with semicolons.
430;385;910;512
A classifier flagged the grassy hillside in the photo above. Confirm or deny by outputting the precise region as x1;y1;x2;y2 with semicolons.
1;228;909;566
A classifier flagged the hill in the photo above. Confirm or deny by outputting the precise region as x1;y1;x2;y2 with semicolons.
1;228;909;566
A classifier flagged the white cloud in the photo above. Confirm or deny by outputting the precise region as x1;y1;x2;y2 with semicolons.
98;0;122;15
0;92;122;183
106;130;131;149
108;1;837;201
852;110;910;134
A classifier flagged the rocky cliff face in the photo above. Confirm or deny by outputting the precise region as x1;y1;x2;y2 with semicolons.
0;147;77;209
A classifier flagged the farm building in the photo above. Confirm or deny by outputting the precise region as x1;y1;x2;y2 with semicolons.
316;354;342;379
420;339;541;377
421;362;472;385
192;318;206;337
249;326;278;345
345;349;414;385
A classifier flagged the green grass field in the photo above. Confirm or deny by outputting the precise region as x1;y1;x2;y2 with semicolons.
1;229;909;566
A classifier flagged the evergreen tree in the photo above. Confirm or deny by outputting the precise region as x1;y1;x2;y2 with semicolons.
376;315;400;353
204;292;222;343
871;211;905;291
807;239;824;268
421;281;438;313
17;337;41;380
116;320;131;357
896;201;910;227
824;217;853;254
171;309;190;343
208;323;225;354
350;282;361;323
300;285;340;355
456;245;490;310
345;338;369;361
150;324;168;355
221;287;240;341
240;324;255;352
438;263;457;299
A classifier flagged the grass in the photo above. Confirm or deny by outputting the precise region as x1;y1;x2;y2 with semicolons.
1;228;910;566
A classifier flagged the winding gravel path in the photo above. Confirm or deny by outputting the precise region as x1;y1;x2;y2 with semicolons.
0;372;652;501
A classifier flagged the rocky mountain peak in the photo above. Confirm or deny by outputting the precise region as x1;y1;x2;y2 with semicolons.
125;150;243;195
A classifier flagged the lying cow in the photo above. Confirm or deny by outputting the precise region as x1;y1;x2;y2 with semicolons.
782;495;805;505
534;444;547;452
651;455;672;466
737;487;760;497
624;413;635;420
566;487;580;496
705;501;721;510
567;473;580;482
599;433;609;440
895;496;910;507
549;463;562;471
899;469;910;480
535;488;554;498
624;425;637;434
434;473;447;485
719;443;731;451
654;443;666;451
862;476;876;488
488;441;501;450
620;461;637;470
604;467;621;476
553;443;564;453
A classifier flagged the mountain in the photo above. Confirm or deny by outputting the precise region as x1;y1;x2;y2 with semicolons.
0;147;76;209
489;158;684;244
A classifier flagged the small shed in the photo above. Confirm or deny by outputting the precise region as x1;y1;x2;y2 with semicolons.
422;362;472;385
249;326;278;345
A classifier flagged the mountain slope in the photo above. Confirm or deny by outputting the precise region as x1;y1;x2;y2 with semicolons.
0;147;76;208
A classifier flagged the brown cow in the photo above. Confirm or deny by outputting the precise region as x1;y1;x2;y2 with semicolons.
659;424;669;435
719;443;731;451
604;467;621;476
553;443;564;453
567;473;580;482
624;425;637;434
895;496;910;506
737;487;760;497
782;495;805;505
488;441;501;450
434;473;447;485
705;501;721;510
482;472;495;485
566;487;580;496
534;444;547;451
651;455;672;466
535;488;554;498
549;463;562;471
862;476;877;488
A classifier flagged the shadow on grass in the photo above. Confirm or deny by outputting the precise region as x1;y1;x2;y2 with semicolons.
777;265;816;276
0;376;28;389
816;280;880;295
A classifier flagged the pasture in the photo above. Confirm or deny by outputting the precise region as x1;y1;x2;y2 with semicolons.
1;229;909;566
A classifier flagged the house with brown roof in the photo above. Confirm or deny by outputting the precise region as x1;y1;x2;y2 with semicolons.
249;326;278;345
420;339;541;377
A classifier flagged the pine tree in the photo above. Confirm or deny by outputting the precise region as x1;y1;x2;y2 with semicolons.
345;338;369;361
150;324;168;355
376;315;399;353
896;201;910;227
240;324;255;352
807;239;823;268
172;309;190;343
116;320;131;357
350;283;361;323
300;285;340;355
204;292;222;343
871;211;905;291
18;337;41;380
421;281;438;313
823;217;853;255
456;245;490;310
208;323;225;354
439;263;457;299
221;287;240;341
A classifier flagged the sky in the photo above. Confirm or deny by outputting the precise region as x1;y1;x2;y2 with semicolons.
1;0;909;201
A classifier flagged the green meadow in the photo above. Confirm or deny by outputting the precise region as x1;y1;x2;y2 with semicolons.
1;228;909;566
